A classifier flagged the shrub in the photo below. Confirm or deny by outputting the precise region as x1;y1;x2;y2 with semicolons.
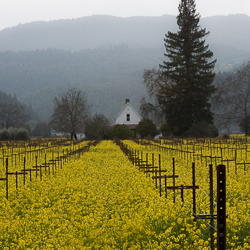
8;127;18;140
0;129;11;140
110;124;134;140
136;118;157;138
182;123;218;138
85;114;110;140
0;127;30;140
160;123;172;136
222;134;230;139
32;122;51;138
15;128;30;140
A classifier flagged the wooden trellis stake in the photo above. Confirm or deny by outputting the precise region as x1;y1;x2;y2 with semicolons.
0;158;8;199
217;164;226;250
153;157;179;198
166;162;199;218
195;164;227;250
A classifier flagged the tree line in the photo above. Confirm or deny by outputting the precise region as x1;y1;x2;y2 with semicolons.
0;91;36;129
212;61;250;135
140;0;250;137
1;0;250;138
0;90;49;139
49;0;250;138
48;0;230;139
0;46;162;121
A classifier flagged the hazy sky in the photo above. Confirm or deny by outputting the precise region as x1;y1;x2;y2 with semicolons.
1;0;250;31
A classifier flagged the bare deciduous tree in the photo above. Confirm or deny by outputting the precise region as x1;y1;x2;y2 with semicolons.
140;68;173;126
84;114;110;139
50;88;90;140
0;103;29;129
213;61;250;135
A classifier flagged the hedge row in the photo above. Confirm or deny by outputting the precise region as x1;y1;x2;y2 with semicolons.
0;128;30;140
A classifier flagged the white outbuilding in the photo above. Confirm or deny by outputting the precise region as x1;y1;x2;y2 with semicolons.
112;99;142;130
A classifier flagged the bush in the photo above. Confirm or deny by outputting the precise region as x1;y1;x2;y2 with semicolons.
8;127;18;140
136;118;157;138
182;123;219;138
32;122;51;138
222;134;230;139
85;114;110;140
15;128;30;140
110;124;134;140
160;123;171;136
0;128;30;140
0;129;11;140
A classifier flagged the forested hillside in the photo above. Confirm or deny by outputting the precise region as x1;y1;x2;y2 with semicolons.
1;14;250;54
0;47;249;122
0;15;177;51
0;90;38;124
0;14;249;123
0;47;164;121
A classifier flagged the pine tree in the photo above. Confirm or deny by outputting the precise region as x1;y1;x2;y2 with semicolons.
159;0;216;135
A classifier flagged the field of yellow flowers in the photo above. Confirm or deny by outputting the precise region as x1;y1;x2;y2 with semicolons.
0;139;250;249
122;138;250;249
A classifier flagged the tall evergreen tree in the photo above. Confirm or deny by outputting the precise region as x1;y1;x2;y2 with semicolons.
159;0;216;135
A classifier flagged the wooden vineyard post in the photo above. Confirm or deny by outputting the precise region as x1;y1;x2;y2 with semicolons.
0;159;26;199
152;153;154;178
173;158;175;203
192;162;196;222
201;147;203;164
63;149;65;165
235;150;237;174
159;154;161;197
152;155;178;198
6;158;8;199
2;149;4;168
165;160;196;206
0;158;9;199
60;151;62;169
165;175;167;199
20;155;39;183
35;156;38;178
23;157;26;186
155;154;158;189
134;150;137;166
217;164;226;250
210;164;215;250
195;164;227;250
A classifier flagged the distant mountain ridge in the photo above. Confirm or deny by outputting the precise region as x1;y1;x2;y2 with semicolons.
0;14;250;123
0;14;249;53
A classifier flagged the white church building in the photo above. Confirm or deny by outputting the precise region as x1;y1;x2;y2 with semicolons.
112;99;142;130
